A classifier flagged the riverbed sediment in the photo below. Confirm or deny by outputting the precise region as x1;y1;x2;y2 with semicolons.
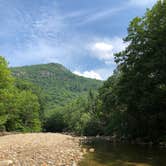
0;133;83;166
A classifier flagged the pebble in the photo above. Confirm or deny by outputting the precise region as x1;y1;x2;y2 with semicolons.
82;148;87;154
89;148;95;153
0;160;13;166
0;133;82;166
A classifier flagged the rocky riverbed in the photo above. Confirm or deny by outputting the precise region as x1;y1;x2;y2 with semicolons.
0;133;83;166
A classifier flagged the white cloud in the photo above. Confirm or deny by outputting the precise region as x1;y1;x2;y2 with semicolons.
89;37;128;64
95;67;115;80
73;65;117;80
91;42;114;61
129;0;157;7
73;70;102;80
93;42;113;52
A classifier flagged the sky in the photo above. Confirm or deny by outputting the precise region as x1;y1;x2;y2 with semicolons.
0;0;157;80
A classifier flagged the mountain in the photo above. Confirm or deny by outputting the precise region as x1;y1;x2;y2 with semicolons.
11;63;102;111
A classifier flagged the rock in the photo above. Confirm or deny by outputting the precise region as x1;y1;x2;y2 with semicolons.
71;160;77;166
82;148;87;154
0;133;82;165
41;163;47;166
96;134;100;138
89;148;95;153
0;160;13;166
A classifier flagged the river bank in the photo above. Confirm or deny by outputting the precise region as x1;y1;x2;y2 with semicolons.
80;136;166;148
0;133;83;166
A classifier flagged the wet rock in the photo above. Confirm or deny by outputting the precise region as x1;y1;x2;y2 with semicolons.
71;159;77;166
89;148;95;153
82;148;87;154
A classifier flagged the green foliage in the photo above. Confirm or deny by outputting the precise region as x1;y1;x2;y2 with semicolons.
11;63;102;112
14;79;46;127
45;109;67;132
63;97;91;135
10;62;102;134
0;56;42;132
45;92;103;136
4;89;40;132
0;56;14;130
97;0;166;142
0;56;14;89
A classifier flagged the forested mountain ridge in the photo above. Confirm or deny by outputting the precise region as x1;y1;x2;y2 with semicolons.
11;63;102;110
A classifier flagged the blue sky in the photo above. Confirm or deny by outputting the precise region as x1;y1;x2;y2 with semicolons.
0;0;157;80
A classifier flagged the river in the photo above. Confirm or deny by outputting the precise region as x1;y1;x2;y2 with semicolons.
79;139;166;166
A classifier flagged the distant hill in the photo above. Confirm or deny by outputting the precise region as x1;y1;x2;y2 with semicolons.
11;63;102;110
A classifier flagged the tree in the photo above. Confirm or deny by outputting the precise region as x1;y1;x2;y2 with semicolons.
0;56;14;130
14;79;46;128
0;56;42;132
114;0;166;142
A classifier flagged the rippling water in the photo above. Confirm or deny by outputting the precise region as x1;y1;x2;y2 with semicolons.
79;139;166;166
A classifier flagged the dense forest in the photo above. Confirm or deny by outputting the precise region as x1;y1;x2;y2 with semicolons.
0;0;166;143
0;56;41;132
0;58;102;132
11;64;102;112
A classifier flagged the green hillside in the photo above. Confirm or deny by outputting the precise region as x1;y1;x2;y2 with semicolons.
11;63;102;110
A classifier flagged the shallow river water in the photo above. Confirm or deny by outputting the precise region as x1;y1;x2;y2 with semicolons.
79;139;166;166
